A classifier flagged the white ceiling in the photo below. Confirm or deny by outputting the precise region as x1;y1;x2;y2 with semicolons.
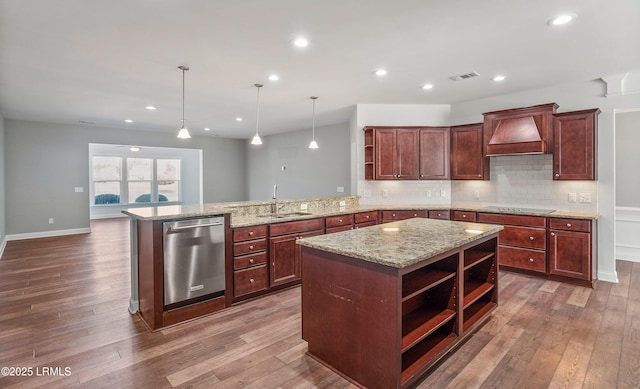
0;0;638;139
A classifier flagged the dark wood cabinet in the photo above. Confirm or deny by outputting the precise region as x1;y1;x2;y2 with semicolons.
354;210;378;227
452;211;476;222
419;127;450;179
428;210;450;220
450;124;489;180
382;210;428;223
553;109;600;180
232;225;269;300
548;218;595;281
374;128;419;180
269;218;324;288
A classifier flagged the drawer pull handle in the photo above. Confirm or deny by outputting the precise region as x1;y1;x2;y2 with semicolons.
529;258;534;263
566;223;572;228
530;236;534;241
249;258;254;263
249;245;254;249
249;231;254;235
249;278;254;283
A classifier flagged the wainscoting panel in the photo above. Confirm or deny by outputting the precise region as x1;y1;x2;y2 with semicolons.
617;207;640;262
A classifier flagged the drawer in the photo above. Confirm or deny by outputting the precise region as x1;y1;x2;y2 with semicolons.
270;218;325;236
233;238;267;256
354;211;378;224
354;221;377;229
233;252;267;270
500;226;546;249
326;225;353;234
234;264;268;297
428;210;450;220
549;218;591;233
381;210;427;220
499;246;546;273
477;213;546;228
452;211;476;222
325;214;354;228
233;225;268;242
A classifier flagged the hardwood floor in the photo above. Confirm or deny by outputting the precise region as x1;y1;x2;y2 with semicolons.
0;218;638;388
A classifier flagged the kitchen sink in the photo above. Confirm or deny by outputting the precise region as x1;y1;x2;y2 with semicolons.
258;212;312;219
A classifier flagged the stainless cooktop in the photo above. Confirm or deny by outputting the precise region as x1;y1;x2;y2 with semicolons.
481;206;555;215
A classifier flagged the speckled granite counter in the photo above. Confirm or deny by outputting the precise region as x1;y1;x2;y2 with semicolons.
296;218;503;268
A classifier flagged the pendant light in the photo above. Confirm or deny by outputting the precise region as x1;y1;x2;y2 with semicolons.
176;65;191;139
308;96;319;149
251;83;263;145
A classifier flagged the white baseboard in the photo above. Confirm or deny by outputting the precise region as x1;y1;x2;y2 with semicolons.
5;227;91;242
617;245;640;263
0;236;7;259
598;269;619;283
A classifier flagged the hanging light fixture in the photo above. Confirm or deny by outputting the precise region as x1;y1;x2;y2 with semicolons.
251;83;263;145
308;96;319;149
176;65;191;139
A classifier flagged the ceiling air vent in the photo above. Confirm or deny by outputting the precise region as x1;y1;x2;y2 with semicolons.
449;72;480;81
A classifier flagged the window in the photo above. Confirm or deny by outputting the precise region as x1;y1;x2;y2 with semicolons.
90;155;181;205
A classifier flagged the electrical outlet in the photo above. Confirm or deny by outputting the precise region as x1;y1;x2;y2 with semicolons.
300;203;308;210
336;186;344;193
440;190;446;197
364;189;371;197
382;189;389;198
473;190;480;200
74;187;84;193
339;201;346;207
579;193;592;203
426;190;432;198
48;218;54;224
568;193;577;203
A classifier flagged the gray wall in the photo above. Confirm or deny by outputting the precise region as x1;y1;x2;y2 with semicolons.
450;78;640;284
4;119;246;235
0;114;5;245
246;123;350;200
616;110;640;207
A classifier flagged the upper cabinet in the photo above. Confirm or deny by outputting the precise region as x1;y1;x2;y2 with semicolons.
483;103;558;156
450;123;489;180
365;126;446;181
552;109;600;180
419;127;450;179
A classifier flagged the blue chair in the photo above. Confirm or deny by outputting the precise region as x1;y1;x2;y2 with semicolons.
135;194;169;203
94;193;121;204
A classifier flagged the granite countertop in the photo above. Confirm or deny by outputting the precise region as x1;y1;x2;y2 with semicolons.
122;200;598;226
296;218;503;269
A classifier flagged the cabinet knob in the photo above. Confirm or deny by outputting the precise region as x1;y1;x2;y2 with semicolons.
566;223;572;228
392;214;396;217
249;231;254;236
249;245;254;249
529;258;534;263
462;215;466;218
366;215;369;219
413;213;417;217
438;213;442;217
529;236;534;241
551;232;556;237
249;258;254;263
249;278;254;283
339;219;343;223
555;173;560;177
420;174;424;177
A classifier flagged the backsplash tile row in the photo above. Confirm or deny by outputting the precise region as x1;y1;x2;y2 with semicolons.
360;180;451;205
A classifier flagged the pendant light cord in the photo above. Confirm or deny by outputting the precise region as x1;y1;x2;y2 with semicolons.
312;97;316;140
182;68;185;125
255;83;263;136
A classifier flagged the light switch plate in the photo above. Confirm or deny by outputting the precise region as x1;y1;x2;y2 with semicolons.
336;186;344;193
339;201;346;207
579;193;592;203
382;189;389;198
74;187;84;193
473;190;480;200
568;193;577;203
300;203;308;210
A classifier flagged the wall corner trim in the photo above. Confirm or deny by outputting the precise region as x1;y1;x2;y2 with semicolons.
0;237;7;260
597;269;619;284
5;227;91;242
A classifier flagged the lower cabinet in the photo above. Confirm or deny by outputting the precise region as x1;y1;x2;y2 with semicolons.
382;210;428;223
548;218;594;281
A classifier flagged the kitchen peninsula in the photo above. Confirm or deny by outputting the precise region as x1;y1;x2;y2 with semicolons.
297;218;503;389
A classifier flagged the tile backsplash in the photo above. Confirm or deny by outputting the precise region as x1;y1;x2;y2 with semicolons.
358;154;597;212
451;154;598;212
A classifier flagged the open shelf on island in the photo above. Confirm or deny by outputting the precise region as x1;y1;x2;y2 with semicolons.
463;297;497;332
402;307;455;352
401;320;457;385
463;280;494;308
464;250;494;270
402;255;458;300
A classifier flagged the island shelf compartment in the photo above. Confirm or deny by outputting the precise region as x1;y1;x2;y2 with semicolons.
401;320;457;385
462;238;498;331
402;254;458;300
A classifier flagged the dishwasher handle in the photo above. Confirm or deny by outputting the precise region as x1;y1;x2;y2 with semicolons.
168;221;224;231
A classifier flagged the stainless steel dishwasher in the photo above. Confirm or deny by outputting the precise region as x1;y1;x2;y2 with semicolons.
163;216;225;307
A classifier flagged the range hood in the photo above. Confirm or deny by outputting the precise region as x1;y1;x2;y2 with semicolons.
483;103;558;156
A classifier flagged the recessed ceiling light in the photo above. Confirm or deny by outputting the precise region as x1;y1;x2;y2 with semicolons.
374;69;387;76
268;74;279;81
492;75;506;82
421;83;434;90
204;127;211;131
145;105;157;110
548;14;577;26
235;117;243;122
124;119;133;123
293;37;309;48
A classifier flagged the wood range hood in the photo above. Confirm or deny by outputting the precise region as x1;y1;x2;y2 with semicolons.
483;103;558;156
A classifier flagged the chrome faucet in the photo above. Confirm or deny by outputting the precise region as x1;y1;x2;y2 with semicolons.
271;184;284;215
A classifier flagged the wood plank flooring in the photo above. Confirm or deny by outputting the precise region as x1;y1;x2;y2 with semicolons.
1;218;638;388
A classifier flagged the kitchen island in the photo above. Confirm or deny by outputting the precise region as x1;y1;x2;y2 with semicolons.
297;218;503;389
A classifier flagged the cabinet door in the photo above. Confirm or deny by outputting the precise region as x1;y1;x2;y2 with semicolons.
548;229;591;280
270;230;323;287
450;124;489;180
419;127;450;179
375;129;397;180
396;129;419;179
553;109;599;180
